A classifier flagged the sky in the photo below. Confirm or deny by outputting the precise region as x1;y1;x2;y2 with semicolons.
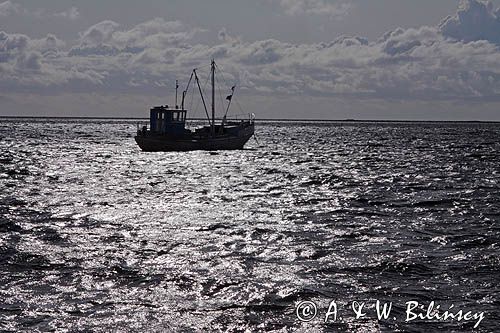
1;0;500;120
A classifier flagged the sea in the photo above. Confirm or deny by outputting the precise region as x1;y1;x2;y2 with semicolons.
0;118;499;332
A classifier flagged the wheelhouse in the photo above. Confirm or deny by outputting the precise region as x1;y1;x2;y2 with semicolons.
149;106;187;135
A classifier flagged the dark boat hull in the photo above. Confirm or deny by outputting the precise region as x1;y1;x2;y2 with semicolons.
135;124;254;152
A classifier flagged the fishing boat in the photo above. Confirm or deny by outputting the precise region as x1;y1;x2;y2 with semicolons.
135;60;255;152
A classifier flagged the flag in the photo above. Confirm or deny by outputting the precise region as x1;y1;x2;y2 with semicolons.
226;85;235;100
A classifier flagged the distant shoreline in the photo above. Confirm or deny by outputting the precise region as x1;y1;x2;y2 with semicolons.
0;116;499;124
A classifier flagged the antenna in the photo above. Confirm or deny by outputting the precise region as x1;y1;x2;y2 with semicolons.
211;59;215;137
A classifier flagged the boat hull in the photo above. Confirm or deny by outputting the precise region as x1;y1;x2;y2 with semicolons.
135;124;254;152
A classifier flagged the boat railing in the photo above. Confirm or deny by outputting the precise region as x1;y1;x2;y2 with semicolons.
136;121;149;134
224;113;255;123
185;113;255;124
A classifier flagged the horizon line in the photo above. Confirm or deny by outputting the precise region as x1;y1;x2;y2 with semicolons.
0;116;499;123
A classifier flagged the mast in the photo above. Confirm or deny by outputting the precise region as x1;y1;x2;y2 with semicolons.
182;72;194;111
211;59;215;137
175;80;179;109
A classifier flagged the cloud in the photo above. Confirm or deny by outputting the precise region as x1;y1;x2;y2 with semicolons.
0;30;105;90
217;27;241;44
0;0;20;16
79;20;120;46
112;18;194;49
15;51;42;71
30;34;66;56
69;18;196;56
440;0;500;44
1;1;500;103
0;31;29;62
274;0;352;19
54;6;80;20
237;39;286;65
0;1;81;20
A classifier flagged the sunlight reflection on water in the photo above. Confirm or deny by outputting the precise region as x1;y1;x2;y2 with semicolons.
0;119;499;331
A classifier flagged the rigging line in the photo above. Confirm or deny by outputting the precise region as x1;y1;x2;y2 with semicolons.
191;73;200;115
182;71;194;106
195;63;211;70
194;69;212;124
184;71;197;127
190;70;210;123
200;70;211;123
187;78;197;126
234;97;245;116
188;68;206;124
215;63;241;117
215;74;226;118
215;63;232;91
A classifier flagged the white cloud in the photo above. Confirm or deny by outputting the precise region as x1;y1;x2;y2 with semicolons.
69;18;196;57
54;6;80;20
0;31;29;62
15;51;42;71
0;1;81;20
275;0;352;19
217;27;241;45
79;20;120;46
112;18;195;49
0;0;20;16
440;0;500;44
1;1;500;105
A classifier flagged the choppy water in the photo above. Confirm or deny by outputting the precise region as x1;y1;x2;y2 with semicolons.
0;119;499;332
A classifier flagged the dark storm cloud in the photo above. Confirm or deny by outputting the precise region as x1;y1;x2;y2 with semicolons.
1;0;500;100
